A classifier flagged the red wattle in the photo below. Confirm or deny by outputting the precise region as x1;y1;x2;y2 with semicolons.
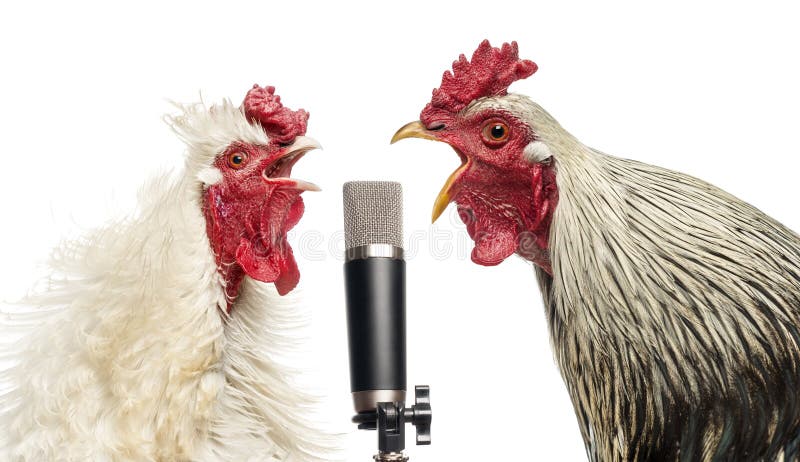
452;159;557;273
470;224;518;266
283;196;305;233
235;238;281;283
274;248;300;296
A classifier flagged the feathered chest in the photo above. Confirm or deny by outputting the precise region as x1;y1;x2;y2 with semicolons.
540;151;800;461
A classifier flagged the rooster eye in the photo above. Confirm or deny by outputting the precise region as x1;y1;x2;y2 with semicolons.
481;120;510;145
227;152;247;169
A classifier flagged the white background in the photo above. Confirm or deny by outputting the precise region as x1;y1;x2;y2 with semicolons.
1;1;799;460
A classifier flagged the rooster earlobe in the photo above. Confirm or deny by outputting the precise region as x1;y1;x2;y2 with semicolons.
197;167;223;186
523;141;553;164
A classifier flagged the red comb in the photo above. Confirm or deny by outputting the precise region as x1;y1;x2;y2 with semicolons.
242;84;309;144
420;40;537;126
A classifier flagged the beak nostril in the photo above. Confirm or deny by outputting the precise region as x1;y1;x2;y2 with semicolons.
391;120;441;144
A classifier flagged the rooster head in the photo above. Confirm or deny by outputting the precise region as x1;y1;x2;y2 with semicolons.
169;85;320;300
392;40;558;273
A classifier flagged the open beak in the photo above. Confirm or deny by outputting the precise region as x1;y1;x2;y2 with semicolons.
391;121;466;223
264;135;322;192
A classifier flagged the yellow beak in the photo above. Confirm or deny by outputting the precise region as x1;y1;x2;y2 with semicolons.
390;120;440;144
391;121;464;223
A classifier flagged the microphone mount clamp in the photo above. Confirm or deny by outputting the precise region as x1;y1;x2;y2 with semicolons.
352;385;432;461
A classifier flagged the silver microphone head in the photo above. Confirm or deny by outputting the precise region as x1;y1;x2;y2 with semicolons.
343;181;403;260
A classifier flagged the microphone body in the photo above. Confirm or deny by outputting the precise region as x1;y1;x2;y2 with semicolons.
343;181;406;413
345;248;406;412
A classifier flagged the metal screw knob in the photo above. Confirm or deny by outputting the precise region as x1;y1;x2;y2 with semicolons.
408;385;432;445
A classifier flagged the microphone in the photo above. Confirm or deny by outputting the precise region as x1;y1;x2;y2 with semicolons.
342;181;407;413
343;181;432;460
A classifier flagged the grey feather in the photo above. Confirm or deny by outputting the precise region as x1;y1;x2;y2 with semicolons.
504;95;800;461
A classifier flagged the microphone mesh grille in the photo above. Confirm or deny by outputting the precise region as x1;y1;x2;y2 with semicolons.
342;181;403;250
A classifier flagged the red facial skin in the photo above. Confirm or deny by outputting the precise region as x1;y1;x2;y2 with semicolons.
429;110;558;274
203;140;307;309
410;41;553;272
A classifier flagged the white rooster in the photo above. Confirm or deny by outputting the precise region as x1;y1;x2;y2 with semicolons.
0;85;332;461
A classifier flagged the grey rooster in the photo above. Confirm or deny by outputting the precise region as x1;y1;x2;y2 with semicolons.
392;40;800;461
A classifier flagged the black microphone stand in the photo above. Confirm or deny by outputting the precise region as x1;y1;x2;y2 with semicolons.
352;386;432;461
